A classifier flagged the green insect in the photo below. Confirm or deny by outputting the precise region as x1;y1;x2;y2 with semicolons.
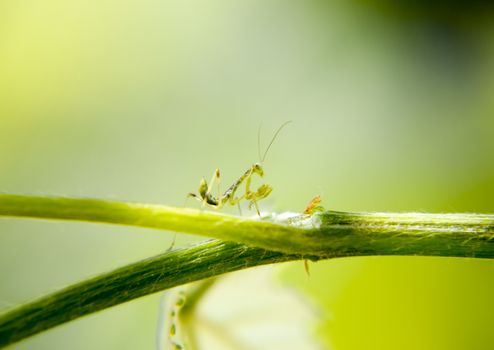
187;121;291;216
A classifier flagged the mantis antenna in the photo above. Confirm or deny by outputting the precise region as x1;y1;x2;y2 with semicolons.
259;120;292;163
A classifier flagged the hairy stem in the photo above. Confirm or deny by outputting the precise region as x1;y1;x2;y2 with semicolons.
0;241;298;348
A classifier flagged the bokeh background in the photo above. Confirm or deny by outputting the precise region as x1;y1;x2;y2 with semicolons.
1;0;494;349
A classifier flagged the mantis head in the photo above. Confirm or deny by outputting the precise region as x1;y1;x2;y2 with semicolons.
252;163;264;177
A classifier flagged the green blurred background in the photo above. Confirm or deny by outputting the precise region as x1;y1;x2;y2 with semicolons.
1;0;494;349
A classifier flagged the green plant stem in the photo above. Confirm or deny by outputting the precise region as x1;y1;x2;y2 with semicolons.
0;240;298;348
0;194;493;257
1;194;494;347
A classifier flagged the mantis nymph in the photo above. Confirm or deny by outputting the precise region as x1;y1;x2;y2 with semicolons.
187;121;291;216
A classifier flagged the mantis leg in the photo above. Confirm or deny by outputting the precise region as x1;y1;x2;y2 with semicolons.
206;169;221;198
243;174;263;216
203;169;221;209
251;200;261;216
